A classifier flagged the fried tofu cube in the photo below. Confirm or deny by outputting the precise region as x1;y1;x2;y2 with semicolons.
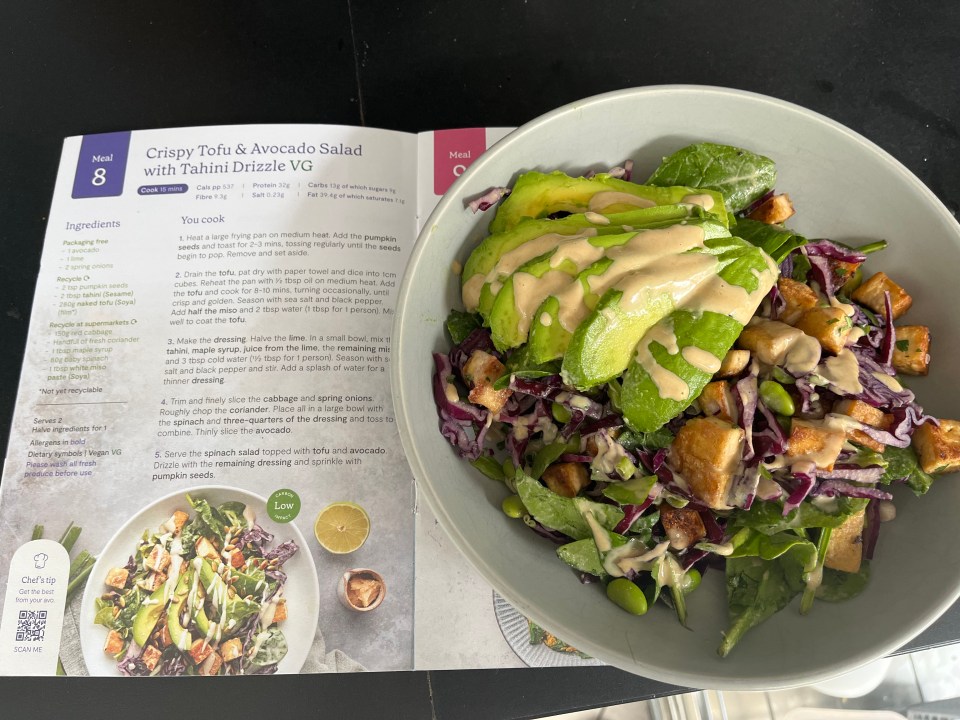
188;638;214;665
272;598;287;623
141;644;163;672
746;193;795;224
794;306;852;355
833;260;863;292
737;319;821;369
136;571;168;592
195;536;220;561
220;638;243;662
832;399;892;453
158;621;172;649
197;651;223;676
144;544;171;573
162;510;189;535
851;272;912;320
103;629;125;656
786;419;846;471
912;419;960;474
462;349;511;414
659;505;707;551
699;380;737;424
541;462;589;498
777;277;819;326
892;325;931;376
104;567;129;590
714;349;751;378
824;509;866;573
670;417;744;509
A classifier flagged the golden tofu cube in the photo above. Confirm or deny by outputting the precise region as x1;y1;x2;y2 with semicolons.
851;272;912;320
104;567;129;590
158;621;172;648
195;536;220;561
737;319;821;370
541;462;589;498
462;349;512;413
794;306;852;355
699;380;737;424
135;571;168;593
141;644;163;672
144;544;171;573
165;510;189;535
777;277;819;326
272;598;287;623
188;638;214;665
197;652;223;676
912;419;960;474
786;419;846;471
824;509;866;573
103;629;125;656
892;325;931;376
670;416;744;510
746;193;795;224
833;260;863;292
220;638;243;662
832;399;892;453
659;505;707;550
714;349;751;378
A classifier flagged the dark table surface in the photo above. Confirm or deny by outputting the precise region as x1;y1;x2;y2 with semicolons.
2;2;959;718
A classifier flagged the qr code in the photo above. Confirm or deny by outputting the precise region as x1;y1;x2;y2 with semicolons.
16;610;47;642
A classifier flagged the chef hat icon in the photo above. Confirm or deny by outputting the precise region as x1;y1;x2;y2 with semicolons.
33;552;48;569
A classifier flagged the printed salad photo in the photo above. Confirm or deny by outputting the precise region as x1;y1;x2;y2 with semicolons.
432;141;957;657
92;493;299;675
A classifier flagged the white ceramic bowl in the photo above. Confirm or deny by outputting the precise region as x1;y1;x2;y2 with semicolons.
392;86;960;689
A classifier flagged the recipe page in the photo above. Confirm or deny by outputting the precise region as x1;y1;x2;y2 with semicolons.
0;124;420;675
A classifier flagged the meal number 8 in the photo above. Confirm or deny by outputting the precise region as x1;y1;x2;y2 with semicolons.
92;167;107;186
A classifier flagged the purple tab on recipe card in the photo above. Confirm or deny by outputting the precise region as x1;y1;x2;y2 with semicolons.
71;131;132;199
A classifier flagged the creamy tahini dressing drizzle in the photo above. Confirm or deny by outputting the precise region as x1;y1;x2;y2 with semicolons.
681;346;722;374
634;321;690;401
818;348;864;395
513;269;578;337
587;191;656;212
872;372;903;392
680;193;715;211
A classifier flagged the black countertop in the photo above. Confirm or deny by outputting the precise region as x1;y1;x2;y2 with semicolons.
1;2;958;718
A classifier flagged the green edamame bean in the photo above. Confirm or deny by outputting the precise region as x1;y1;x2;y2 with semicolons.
551;402;572;423
759;380;795;416
501;494;526;519
606;578;648;615
683;568;701;594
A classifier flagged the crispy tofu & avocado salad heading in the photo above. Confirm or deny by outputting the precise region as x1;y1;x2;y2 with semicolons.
433;142;955;656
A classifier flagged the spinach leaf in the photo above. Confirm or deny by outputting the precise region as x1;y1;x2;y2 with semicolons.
471;456;506;482
445;309;482;344
618;427;674;450
516;475;623;540
556;533;628;577
247;628;288;669
602;475;657;506
529;436;581;480
648;142;776;214
880;445;935;495
728;528;818;571
187;494;227;545
719;556;800;657
218;501;248;531
732;218;808;264
817;561;871;603
733;498;869;535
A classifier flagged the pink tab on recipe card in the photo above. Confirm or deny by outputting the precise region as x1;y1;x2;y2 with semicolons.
433;128;488;196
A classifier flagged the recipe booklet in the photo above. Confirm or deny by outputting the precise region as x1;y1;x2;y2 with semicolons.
0;123;602;676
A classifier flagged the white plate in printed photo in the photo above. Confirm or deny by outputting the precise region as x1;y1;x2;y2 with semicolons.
79;485;319;676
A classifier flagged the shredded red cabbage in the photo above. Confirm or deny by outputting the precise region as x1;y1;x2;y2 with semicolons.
467;186;510;213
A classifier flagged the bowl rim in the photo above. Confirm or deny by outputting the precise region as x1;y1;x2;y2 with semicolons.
392;84;960;689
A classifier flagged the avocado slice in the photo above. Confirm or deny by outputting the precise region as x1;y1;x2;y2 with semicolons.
526;219;732;364
132;584;170;648
488;233;636;352
620;310;744;432
165;571;193;652
488;171;728;235
620;238;779;432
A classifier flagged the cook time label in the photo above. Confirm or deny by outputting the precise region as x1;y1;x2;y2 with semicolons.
71;131;132;199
